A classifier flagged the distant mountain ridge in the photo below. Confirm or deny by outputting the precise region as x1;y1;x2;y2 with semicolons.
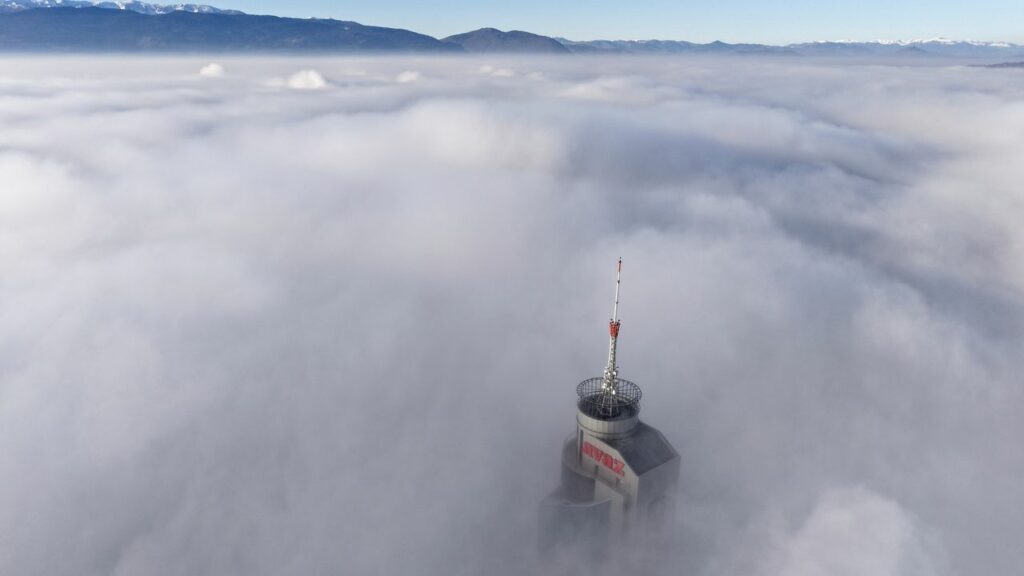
558;38;793;55
0;8;459;51
443;28;569;54
987;61;1024;68
561;38;1024;58
0;0;240;14
0;3;1022;57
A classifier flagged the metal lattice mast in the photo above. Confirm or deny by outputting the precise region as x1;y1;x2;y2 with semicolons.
601;258;623;396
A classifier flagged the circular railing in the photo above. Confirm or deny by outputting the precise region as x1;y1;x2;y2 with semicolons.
576;377;642;419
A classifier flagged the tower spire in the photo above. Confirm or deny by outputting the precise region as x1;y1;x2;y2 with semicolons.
602;258;623;395
576;257;641;421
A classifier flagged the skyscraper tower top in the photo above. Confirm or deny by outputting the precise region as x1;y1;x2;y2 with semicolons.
541;258;680;560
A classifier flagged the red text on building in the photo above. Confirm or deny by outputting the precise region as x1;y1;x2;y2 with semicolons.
582;441;626;476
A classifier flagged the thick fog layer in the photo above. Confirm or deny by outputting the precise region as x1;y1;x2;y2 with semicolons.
1;56;1021;576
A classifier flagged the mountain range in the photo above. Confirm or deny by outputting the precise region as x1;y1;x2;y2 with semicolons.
0;8;459;51
0;1;1022;58
0;0;239;14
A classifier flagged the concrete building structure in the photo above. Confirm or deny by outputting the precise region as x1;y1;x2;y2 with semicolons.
540;260;680;558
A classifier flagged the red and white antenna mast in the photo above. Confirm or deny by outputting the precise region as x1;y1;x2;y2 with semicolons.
601;258;623;396
576;257;641;420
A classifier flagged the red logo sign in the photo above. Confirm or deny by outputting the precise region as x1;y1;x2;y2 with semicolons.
582;441;626;476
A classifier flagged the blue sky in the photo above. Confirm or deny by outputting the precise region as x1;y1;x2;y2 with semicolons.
212;0;1024;44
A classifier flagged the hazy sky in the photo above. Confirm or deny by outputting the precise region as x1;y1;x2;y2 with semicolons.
210;0;1024;43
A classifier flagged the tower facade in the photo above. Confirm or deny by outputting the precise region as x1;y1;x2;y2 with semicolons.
540;260;680;559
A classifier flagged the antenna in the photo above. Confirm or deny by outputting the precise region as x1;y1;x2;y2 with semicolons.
612;257;622;324
602;258;623;395
576;257;642;420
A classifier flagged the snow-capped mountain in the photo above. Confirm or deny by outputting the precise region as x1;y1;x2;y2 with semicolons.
788;38;1024;58
809;38;1016;48
0;0;242;15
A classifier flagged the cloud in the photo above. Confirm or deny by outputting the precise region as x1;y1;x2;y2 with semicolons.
480;64;515;77
0;55;1022;576
760;488;947;576
396;70;421;83
286;68;327;89
198;63;225;78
